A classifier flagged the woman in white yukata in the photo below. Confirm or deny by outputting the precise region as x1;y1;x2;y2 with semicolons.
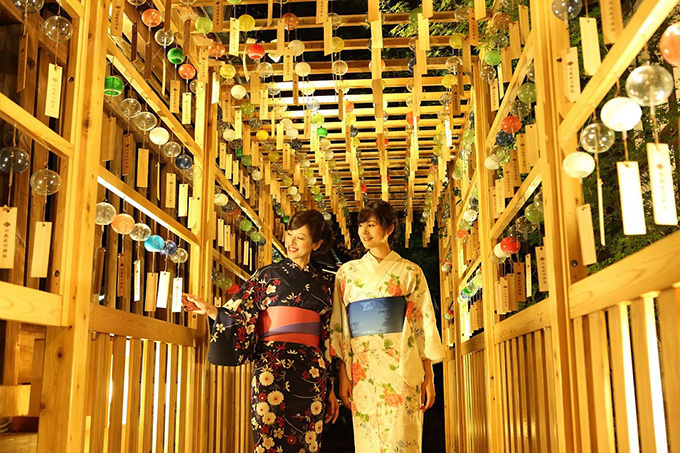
330;200;445;453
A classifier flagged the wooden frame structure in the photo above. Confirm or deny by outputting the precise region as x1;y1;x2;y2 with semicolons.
0;0;678;452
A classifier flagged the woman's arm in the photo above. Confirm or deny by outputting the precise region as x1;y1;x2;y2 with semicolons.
420;358;435;411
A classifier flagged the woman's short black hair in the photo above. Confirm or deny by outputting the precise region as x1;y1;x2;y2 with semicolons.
357;200;399;245
287;210;334;255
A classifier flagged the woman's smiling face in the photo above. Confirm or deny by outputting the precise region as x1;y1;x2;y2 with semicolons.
358;215;393;249
285;224;319;260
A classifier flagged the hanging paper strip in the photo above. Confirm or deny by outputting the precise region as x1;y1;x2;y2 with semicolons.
234;109;243;139
195;87;206;149
534;246;550;292
417;14;430;50
474;0;486;20
213;1;223;32
617;161;646;235
422;0;433;18
217;218;224;246
490;79;500;111
117;253;127;297
509;22;521;59
283;48;294;82
647;143;678;225
133;259;141;302
29;221;52;278
131;22;138;62
17;34;27;92
111;0;124;37
514;262;526;302
0;207;17;269
525;254;532;298
122;133;134;177
563;47;581;102
172;277;183;312
165;173;177;209
224;153;232;178
181;92;192;125
229;18;240;56
156;271;171;309
277;21;285;57
260;88;269;120
170;80;180;113
145;272;158;311
316;0;328;24
212;72;220;104
469;10;479;47
178;183;189;217
600;0;623;44
462;37;471;74
136;148;149;188
580;18;601;76
45;64;63;119
575;204;598;265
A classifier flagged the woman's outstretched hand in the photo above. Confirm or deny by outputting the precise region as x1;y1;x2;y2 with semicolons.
325;388;340;424
182;293;218;319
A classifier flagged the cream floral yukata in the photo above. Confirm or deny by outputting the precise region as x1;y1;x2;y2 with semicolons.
330;251;445;453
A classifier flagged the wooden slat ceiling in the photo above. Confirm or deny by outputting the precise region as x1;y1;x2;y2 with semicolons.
166;2;468;220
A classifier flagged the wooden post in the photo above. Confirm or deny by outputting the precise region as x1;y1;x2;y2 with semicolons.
37;1;110;451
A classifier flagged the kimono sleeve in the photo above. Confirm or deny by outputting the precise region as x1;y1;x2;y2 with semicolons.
329;266;353;381
407;267;445;364
208;268;269;366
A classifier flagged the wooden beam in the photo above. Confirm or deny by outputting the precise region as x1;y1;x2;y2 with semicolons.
0;93;75;160
0;282;63;326
89;304;197;347
569;230;680;319
98;167;200;246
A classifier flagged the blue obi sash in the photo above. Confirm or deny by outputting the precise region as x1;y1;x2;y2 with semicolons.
348;296;407;338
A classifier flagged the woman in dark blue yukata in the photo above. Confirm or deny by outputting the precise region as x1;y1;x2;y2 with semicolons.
182;210;339;453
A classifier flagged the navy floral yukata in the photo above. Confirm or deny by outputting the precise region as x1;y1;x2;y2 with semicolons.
209;258;333;453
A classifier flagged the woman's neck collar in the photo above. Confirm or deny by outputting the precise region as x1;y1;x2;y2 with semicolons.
291;256;310;270
368;244;392;262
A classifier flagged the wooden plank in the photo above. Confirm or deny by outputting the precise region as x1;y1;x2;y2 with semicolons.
107;336;127;453
543;328;559;449
165;344;179;453
572;317;592;451
155;343;168;452
657;287;680;452
0;92;75;160
533;331;549;452
518;336;529;451
99;167;199;246
461;332;485;355
126;338;143;451
0;282;62;326
570;230;680;318
89;304;196;347
587;312;615;452
494;298;551;343
0;385;31;416
606;303;639;452
89;334;112;452
630;297;668;452
139;340;155;453
527;333;538;450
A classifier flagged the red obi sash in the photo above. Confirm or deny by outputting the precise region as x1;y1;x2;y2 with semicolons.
257;306;321;347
